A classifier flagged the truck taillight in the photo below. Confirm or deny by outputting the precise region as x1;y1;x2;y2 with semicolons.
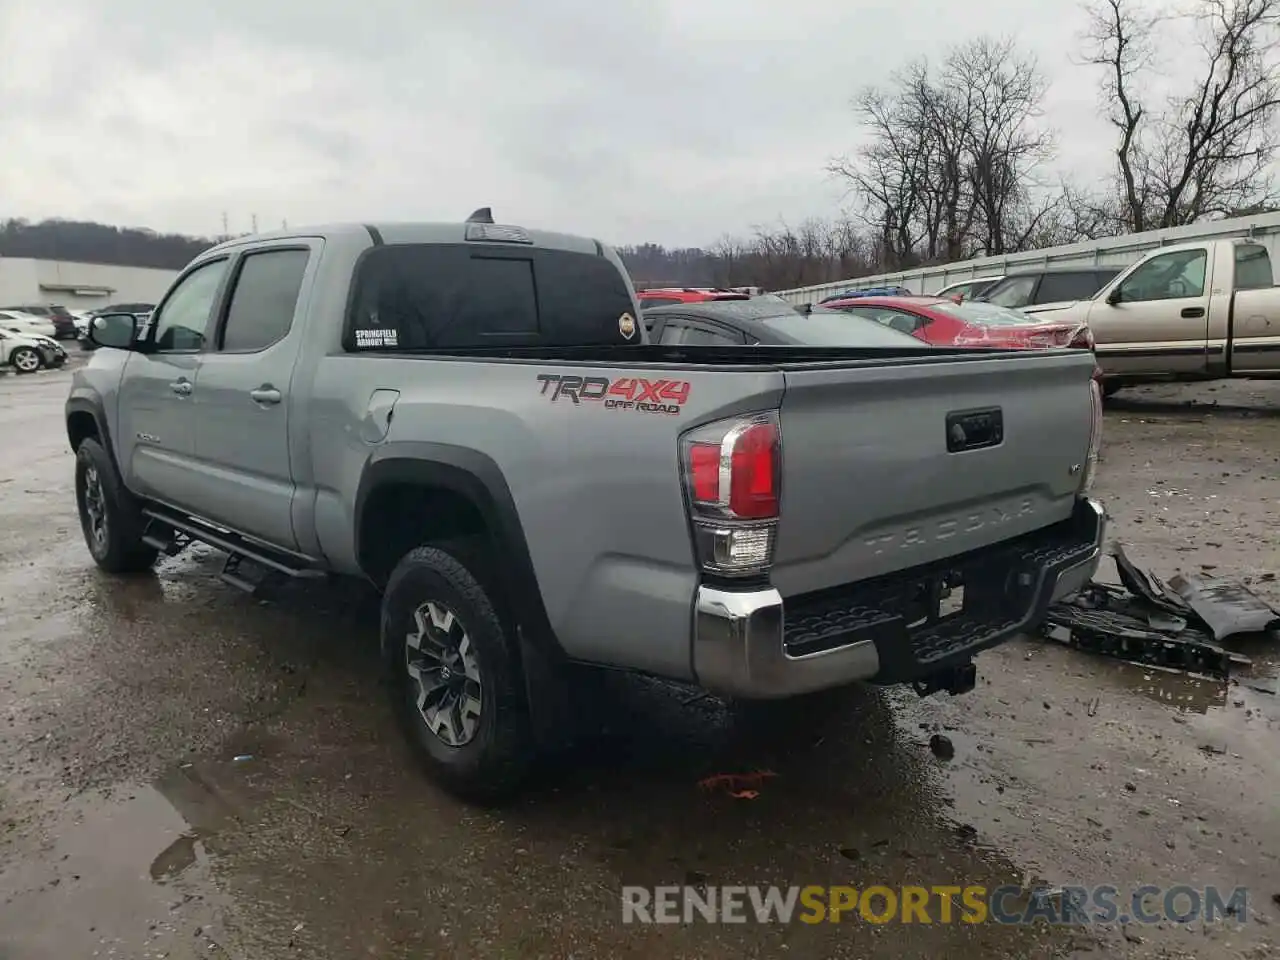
681;413;780;576
1081;378;1104;494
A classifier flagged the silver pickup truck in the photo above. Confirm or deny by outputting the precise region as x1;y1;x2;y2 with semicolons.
66;213;1106;801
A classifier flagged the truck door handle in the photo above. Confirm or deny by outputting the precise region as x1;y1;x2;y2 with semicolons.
1181;307;1205;318
249;386;282;405
169;379;192;396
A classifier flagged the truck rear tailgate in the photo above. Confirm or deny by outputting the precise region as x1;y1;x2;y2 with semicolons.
770;350;1095;598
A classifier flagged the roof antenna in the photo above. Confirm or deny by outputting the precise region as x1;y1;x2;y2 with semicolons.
466;207;494;223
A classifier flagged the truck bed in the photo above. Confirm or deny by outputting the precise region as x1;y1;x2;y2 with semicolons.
317;344;1098;682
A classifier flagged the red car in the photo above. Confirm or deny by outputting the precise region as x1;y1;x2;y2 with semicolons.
637;287;752;308
823;295;1097;352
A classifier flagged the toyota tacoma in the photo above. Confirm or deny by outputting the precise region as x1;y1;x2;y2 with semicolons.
66;211;1106;801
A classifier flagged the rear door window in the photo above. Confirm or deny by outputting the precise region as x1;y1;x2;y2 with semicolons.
348;244;638;350
218;248;311;352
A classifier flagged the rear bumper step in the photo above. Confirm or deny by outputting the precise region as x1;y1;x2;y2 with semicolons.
693;496;1105;698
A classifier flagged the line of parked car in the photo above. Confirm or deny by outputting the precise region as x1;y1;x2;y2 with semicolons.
634;283;1101;373
643;235;1280;396
0;302;155;374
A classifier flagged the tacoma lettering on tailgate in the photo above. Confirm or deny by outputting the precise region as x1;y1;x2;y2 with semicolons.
536;374;690;416
864;499;1037;556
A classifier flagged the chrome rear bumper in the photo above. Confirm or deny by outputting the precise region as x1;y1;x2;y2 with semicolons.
693;497;1106;698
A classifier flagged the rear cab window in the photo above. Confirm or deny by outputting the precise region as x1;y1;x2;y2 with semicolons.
1233;244;1273;290
347;244;639;350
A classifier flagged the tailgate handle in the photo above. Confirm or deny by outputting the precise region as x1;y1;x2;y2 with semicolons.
946;408;1003;453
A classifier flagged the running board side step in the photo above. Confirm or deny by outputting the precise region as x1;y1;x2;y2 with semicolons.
140;507;326;594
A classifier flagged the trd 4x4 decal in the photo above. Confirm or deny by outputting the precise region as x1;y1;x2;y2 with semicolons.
536;374;690;416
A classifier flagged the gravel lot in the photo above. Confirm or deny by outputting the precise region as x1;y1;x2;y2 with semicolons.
0;362;1276;959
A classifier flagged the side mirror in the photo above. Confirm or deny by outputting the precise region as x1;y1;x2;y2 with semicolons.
1105;287;1122;306
89;313;142;349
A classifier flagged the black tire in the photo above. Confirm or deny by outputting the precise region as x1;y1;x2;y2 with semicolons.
10;347;41;374
382;544;534;804
74;438;159;573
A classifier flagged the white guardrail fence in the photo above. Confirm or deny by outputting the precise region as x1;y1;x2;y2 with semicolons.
772;211;1280;305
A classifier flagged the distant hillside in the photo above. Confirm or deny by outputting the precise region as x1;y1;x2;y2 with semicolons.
0;216;876;291
0;218;220;271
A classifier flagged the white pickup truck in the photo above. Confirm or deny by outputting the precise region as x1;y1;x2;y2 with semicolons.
1024;238;1280;395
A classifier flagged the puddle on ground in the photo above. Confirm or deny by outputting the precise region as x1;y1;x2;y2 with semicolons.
1101;659;1229;713
0;758;249;959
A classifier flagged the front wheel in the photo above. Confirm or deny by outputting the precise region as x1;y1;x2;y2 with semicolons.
74;438;158;573
382;545;534;804
10;347;40;374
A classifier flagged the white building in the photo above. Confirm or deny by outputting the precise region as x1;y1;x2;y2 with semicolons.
0;258;178;311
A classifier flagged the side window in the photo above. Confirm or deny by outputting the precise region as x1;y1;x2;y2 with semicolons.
658;322;687;345
1119;250;1208;302
151;259;229;352
881;311;925;336
1234;244;1273;290
1036;272;1103;303
985;275;1037;308
839;306;889;325
640;297;681;308
219;249;310;352
682;323;743;346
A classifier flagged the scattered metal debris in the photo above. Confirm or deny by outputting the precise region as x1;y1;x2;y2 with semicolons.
1167;572;1280;641
1040;548;1274;677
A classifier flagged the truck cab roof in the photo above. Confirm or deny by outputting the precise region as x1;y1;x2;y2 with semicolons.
204;221;608;259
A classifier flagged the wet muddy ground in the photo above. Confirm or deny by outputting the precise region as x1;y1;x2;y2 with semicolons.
0;362;1276;959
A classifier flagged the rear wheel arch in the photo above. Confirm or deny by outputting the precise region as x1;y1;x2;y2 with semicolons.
354;444;561;658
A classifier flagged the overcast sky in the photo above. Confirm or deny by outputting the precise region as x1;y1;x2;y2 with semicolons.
1;0;1122;248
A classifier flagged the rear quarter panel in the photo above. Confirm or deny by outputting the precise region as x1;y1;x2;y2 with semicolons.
309;353;784;680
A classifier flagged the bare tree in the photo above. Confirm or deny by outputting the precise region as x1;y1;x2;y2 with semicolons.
828;85;932;269
830;35;1057;266
948;37;1056;254
1081;0;1280;230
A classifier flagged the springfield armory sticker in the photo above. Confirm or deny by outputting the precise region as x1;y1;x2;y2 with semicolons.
536;374;690;416
355;328;399;348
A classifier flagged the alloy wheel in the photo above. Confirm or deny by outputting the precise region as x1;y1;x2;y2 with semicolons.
405;600;483;747
81;464;109;550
